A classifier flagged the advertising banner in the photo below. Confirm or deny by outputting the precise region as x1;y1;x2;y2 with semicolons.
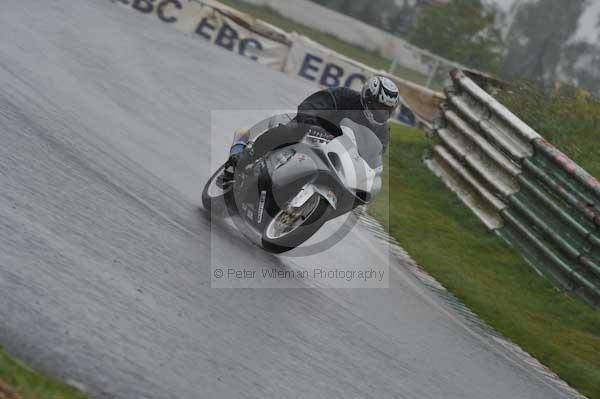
113;0;291;70
110;1;444;126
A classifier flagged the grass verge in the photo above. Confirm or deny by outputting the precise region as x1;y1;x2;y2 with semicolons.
0;347;86;399
497;83;600;177
216;0;433;87
369;124;600;399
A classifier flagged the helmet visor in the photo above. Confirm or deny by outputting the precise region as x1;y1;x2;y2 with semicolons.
372;109;391;124
365;98;393;124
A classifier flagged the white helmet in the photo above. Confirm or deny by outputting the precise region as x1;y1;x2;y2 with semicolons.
361;76;401;125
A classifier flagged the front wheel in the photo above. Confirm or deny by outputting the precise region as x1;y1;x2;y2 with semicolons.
262;194;331;253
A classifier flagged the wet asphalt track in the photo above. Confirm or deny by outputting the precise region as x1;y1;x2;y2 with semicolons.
0;1;585;398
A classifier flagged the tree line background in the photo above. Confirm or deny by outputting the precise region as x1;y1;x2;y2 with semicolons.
310;0;504;74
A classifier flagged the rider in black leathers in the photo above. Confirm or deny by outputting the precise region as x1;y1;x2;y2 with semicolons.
227;76;402;173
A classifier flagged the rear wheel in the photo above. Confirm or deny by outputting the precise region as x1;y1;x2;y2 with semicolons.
262;194;330;253
202;163;233;217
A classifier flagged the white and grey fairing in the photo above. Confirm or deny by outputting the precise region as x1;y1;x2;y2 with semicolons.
272;117;383;212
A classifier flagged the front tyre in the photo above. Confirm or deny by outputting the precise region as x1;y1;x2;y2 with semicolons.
262;194;330;253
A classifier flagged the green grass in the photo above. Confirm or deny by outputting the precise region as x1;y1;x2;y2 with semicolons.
369;125;600;399
217;0;434;87
0;347;86;399
497;83;600;178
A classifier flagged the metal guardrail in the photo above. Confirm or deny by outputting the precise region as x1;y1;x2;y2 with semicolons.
427;69;600;306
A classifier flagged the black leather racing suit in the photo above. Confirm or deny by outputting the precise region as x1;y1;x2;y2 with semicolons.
249;87;390;160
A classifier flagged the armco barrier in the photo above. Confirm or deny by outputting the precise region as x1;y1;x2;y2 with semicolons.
429;69;600;306
109;0;443;126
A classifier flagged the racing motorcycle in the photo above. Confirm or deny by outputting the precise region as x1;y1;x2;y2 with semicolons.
202;114;383;253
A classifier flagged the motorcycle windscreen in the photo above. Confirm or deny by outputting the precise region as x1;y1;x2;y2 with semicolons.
339;118;383;169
